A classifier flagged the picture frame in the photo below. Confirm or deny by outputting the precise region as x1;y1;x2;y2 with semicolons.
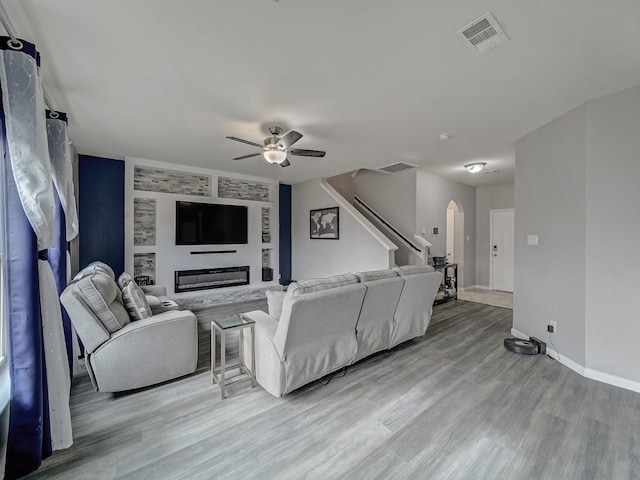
310;207;339;240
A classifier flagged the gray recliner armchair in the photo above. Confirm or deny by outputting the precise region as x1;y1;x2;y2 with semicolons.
60;262;198;392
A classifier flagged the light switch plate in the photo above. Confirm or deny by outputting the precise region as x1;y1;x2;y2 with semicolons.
527;235;539;246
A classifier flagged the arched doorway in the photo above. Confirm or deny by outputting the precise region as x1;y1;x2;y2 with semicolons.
446;200;464;286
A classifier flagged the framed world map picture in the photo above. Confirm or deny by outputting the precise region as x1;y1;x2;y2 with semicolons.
310;207;339;239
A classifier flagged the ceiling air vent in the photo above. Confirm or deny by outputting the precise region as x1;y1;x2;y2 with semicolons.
377;162;416;174
457;12;509;55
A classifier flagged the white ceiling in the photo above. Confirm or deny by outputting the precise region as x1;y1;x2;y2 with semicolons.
2;1;640;186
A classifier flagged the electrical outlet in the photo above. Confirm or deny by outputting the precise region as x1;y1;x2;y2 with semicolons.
548;321;557;333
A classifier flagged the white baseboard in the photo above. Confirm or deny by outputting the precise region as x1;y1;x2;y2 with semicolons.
583;367;640;394
510;328;640;393
510;327;528;340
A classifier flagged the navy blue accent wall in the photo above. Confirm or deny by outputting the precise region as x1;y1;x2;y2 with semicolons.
279;184;292;285
78;155;125;276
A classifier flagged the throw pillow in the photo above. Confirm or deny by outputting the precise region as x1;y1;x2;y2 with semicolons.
117;271;133;289
118;273;152;321
265;290;287;319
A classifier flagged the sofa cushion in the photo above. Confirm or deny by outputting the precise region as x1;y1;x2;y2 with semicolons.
288;273;359;296
74;271;131;333
356;269;399;283
118;273;152;321
265;290;287;319
393;265;435;276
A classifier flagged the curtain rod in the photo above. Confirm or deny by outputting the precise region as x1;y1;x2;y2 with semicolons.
0;1;56;112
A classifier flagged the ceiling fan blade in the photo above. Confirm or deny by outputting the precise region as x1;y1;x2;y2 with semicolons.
279;158;291;168
278;130;303;148
289;149;326;157
233;153;262;160
226;136;263;148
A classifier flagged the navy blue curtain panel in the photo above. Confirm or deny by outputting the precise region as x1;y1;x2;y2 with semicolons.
0;115;51;478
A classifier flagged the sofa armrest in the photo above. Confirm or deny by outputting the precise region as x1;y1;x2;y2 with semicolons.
141;285;167;297
241;310;286;397
243;310;279;344
90;309;198;392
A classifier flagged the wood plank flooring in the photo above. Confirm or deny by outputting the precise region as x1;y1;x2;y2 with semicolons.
22;300;640;480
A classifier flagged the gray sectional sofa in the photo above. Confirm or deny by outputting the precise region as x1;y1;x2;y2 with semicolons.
242;265;443;397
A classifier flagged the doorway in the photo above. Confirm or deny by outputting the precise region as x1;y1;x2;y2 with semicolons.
490;208;514;292
445;200;464;286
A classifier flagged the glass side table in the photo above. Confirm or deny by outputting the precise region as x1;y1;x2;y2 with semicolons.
211;314;256;399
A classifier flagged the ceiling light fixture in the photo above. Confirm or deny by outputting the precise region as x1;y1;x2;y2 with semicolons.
263;149;287;165
464;162;487;173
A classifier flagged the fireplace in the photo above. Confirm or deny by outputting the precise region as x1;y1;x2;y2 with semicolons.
174;266;250;293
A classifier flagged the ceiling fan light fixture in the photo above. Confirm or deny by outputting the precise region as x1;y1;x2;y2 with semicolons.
263;150;287;164
464;162;487;173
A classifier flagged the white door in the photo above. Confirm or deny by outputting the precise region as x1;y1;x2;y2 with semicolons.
446;209;455;264
490;209;514;292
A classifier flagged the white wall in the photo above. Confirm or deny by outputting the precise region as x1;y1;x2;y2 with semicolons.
475;183;514;287
415;170;476;287
124;157;278;296
292;179;393;280
585;85;640;384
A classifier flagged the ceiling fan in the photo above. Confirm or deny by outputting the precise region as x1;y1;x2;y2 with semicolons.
226;126;326;168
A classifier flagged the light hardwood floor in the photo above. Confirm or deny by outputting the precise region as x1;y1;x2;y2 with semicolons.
22;300;640;480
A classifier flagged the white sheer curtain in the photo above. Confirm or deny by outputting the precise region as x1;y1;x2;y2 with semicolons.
46;113;78;241
0;43;72;450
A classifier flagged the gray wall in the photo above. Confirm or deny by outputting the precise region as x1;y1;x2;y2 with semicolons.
415;170;476;287
353;168;418;265
516;85;640;386
353;168;417;237
515;85;640;388
291;179;392;280
584;86;640;383
475;183;514;287
514;104;587;367
327;171;356;203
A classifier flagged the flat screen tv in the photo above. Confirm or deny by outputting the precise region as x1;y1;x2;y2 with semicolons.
175;201;248;245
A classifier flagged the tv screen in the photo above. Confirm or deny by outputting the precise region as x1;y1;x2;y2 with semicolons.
176;201;248;245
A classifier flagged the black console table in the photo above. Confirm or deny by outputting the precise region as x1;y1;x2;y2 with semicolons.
433;263;458;305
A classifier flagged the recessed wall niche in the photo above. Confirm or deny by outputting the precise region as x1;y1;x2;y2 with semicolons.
134;253;156;285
